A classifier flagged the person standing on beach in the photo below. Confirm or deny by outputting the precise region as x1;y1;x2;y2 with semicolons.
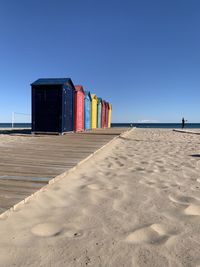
182;117;186;129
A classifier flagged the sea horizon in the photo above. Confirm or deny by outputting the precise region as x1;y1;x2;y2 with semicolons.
1;122;200;129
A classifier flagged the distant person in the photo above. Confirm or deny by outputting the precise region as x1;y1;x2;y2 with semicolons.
182;117;187;129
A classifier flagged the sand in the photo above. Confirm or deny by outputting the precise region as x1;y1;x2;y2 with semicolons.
0;128;200;266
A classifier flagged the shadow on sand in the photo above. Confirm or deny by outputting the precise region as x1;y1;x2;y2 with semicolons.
0;129;123;137
119;136;135;141
0;129;31;135
190;154;200;158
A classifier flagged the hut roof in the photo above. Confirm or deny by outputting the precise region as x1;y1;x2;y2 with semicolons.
84;91;92;100
31;78;74;86
91;94;98;100
75;85;84;93
97;98;102;104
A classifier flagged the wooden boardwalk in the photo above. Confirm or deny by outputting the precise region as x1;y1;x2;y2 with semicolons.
0;128;128;213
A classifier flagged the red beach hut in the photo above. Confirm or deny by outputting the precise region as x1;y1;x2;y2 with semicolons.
105;102;109;128
74;85;85;132
101;100;106;128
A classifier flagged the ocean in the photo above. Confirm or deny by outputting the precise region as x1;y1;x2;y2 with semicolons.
111;123;200;128
1;123;200;129
0;123;31;128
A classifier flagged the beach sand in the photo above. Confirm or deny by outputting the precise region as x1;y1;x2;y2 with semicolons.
0;128;200;266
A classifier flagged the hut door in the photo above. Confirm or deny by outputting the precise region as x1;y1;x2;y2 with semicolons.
85;97;90;129
65;87;74;131
63;89;67;132
34;87;60;132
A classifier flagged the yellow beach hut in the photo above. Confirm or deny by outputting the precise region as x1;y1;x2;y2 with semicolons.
91;94;98;129
108;103;112;128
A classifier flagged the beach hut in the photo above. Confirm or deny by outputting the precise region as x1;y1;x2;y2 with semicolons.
101;100;106;128
74;85;85;132
108;103;112;128
91;94;98;129
97;98;102;128
31;78;75;134
84;91;92;130
105;102;109;128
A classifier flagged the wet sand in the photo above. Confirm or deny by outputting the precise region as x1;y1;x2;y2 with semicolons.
0;128;200;266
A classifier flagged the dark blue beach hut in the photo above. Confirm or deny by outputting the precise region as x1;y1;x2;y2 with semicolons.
31;78;75;134
84;91;92;129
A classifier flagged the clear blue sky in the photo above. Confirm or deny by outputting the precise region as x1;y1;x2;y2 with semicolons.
0;0;200;123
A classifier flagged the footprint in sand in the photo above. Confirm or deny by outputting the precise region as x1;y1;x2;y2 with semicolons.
156;184;169;190
87;183;117;191
166;194;200;219
184;204;200;216
63;229;84;238
139;179;156;187
168;193;199;205
132;247;170;266
31;223;63;237
107;160;125;169
116;160;125;167
126;223;178;245
146;181;156;187
139;179;169;190
87;184;101;190
31;223;83;239
190;184;200;191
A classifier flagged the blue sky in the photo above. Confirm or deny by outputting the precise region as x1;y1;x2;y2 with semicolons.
0;0;200;123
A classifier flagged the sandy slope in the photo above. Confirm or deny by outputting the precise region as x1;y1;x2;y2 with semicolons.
0;128;200;266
